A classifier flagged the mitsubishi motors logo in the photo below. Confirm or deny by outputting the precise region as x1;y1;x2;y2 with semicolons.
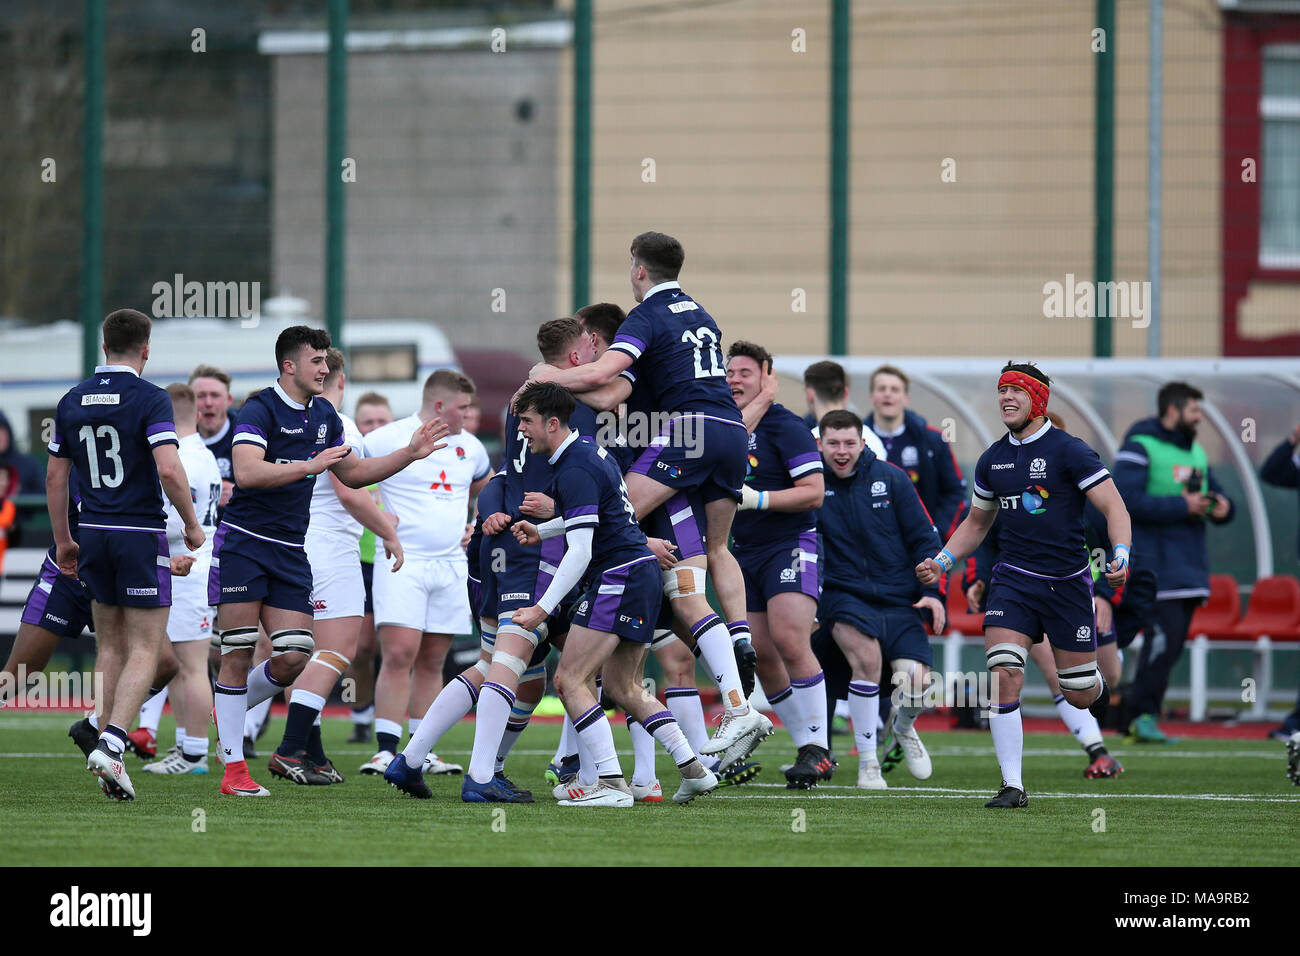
430;470;453;492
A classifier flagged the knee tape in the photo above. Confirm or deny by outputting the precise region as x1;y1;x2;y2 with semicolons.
219;625;259;656
270;628;315;657
663;565;707;601
492;649;529;680
521;661;547;684
986;643;1027;671
1057;662;1100;693
310;649;351;677
479;621;498;655
473;658;492;678
650;628;678;651
496;622;541;650
210;628;222;650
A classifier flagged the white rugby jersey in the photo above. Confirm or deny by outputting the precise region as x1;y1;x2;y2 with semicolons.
165;432;221;559
363;417;491;561
307;412;366;546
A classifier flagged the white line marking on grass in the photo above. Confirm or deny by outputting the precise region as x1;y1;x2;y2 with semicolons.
729;784;1300;803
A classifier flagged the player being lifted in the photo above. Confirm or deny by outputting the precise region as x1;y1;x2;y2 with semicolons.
209;326;448;796
510;383;718;807
917;362;1131;808
46;309;205;800
531;232;768;766
725;342;833;788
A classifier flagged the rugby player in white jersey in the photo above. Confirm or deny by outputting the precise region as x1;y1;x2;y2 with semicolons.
137;384;222;774
360;370;492;775
267;349;404;784
345;392;395;742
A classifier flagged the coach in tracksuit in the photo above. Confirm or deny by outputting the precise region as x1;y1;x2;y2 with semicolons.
813;409;945;789
1113;382;1234;744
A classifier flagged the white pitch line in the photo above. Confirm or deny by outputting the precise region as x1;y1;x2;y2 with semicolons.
722;788;1300;803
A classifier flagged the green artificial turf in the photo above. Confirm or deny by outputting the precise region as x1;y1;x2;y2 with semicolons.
1;712;1296;866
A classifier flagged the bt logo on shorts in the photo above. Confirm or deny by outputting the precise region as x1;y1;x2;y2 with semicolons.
618;614;644;627
656;461;683;479
126;587;158;597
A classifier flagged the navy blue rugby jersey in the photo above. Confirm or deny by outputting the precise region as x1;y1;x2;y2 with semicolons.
732;403;822;548
48;366;178;530
609;283;742;422
220;383;345;544
550;433;649;572
501;399;599;519
971;421;1110;578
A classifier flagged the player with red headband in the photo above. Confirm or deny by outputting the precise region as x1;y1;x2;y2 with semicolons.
917;361;1132;808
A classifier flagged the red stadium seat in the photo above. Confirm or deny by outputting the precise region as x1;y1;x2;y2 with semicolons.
1189;575;1300;721
945;582;984;637
1187;573;1242;640
1232;575;1300;641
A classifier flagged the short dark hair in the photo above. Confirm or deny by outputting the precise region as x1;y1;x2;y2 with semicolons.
727;340;772;374
819;409;863;435
102;309;152;355
804;360;847;403
323;348;346;387
422;368;463;402
870;364;910;393
630;231;685;283
1000;360;1051;387
353;391;391;411
575;303;625;347
536;318;587;364
275;326;331;373
513;381;576;428
1157;381;1202;417
189;364;231;390
455;373;476;395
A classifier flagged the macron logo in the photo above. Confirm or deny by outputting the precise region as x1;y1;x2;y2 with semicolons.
49;885;152;936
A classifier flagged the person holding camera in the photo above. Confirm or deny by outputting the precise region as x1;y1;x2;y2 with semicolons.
1113;382;1234;743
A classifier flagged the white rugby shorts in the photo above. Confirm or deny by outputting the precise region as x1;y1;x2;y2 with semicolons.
373;555;470;634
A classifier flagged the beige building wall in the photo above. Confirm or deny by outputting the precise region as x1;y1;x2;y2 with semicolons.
555;0;1256;359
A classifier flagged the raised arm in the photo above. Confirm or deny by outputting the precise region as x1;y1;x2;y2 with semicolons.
529;348;632;394
332;417;449;488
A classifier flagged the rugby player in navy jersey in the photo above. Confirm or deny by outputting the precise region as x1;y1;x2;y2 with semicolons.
917;362;1132;808
558;306;765;787
725;341;835;788
510;383;718;807
384;319;606;802
45;309;205;800
208;326;449;797
531;233;767;766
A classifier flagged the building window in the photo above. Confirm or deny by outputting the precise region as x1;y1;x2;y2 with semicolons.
1261;44;1300;267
